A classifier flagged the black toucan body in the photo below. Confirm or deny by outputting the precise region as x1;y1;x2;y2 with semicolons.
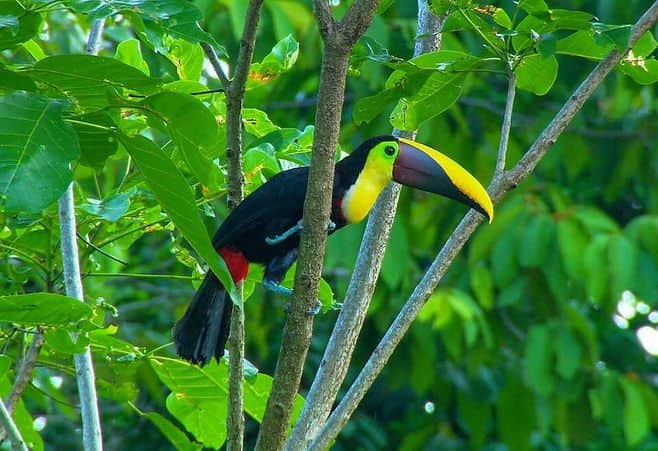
173;136;494;365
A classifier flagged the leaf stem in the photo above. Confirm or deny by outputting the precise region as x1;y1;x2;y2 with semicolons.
82;272;194;280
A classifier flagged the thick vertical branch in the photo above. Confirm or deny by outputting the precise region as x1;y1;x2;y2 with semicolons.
311;3;658;447
254;1;380;450
56;18;106;451
203;2;264;450
286;3;444;449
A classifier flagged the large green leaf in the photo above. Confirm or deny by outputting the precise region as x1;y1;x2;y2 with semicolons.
150;357;303;448
72;111;119;168
0;293;92;325
0;91;79;213
117;133;236;299
389;51;479;131
621;378;650;446
27;55;160;108
523;324;554;396
607;234;637;299
139;411;202;451
583;234;610;303
497;374;536;451
143;92;223;190
67;0;220;48
516;54;558;95
557;217;588;280
0;1;41;50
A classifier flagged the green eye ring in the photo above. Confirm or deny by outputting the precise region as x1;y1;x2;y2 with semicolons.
384;145;396;157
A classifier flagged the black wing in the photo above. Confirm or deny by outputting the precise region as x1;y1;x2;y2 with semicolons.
211;167;310;263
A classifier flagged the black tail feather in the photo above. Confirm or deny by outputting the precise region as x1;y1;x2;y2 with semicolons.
173;273;232;366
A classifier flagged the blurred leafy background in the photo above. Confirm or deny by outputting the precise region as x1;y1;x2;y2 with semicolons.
1;0;657;449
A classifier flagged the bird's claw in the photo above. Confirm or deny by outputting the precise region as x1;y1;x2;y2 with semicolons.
266;219;336;246
283;300;322;316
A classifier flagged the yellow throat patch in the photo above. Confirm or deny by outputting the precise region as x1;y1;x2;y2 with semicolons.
341;149;394;224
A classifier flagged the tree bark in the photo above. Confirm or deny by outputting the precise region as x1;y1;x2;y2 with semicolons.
254;1;380;450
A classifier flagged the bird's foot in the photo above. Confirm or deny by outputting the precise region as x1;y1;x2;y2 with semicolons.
283;300;322;316
265;219;336;246
262;279;293;296
265;220;303;245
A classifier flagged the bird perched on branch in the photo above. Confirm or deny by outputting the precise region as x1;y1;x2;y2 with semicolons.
174;135;493;365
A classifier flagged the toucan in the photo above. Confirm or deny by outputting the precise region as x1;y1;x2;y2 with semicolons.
173;136;494;365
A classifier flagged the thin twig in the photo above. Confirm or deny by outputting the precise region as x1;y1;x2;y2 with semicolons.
59;18;106;451
495;73;516;175
201;43;230;89
6;330;45;414
77;233;127;266
286;2;444;448
0;399;27;451
213;2;265;450
311;2;658;447
254;1;381;450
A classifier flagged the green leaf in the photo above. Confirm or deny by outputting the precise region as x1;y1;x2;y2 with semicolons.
556;30;614;60
381;216;409;289
557;217;588;280
352;87;401;125
524;324;554;396
140;411;202;451
150;357;303;448
0;91;79;213
620;378;650;446
0;67;36;92
118;133;236;300
519;213;554;267
491;230;518;288
0;293;92;325
115;38;150;75
79;192;131;222
28;55;160;109
592;23;632;50
470;265;494;310
518;0;549;16
631;31;658;58
243;108;279;137
516;54;558;95
168;39;204;81
389;51;479;131
143;92;223;190
554;326;581;379
608;234;637;299
492;8;512;29
69;0;220;48
583;234;610;303
0;1;41;50
619;57;658;85
249;34;299;88
72;111;119;168
497;374;536;451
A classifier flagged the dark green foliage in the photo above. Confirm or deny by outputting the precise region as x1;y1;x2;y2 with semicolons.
0;0;657;450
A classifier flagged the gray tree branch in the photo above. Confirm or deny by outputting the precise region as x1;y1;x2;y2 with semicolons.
0;399;27;451
286;2;444;448
254;1;380;450
311;2;658;447
495;73;516;175
57;18;106;451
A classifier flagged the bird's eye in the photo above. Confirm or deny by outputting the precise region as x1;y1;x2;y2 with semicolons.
384;146;396;157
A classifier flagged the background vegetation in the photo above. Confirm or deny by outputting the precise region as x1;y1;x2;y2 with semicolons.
1;0;657;449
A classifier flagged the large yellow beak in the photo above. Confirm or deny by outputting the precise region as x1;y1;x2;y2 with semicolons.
394;138;494;223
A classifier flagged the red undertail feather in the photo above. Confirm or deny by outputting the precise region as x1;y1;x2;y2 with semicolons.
218;246;249;283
